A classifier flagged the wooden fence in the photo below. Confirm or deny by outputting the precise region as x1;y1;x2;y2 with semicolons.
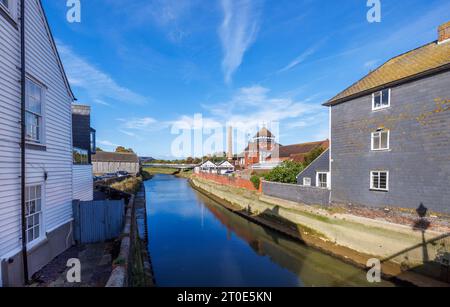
73;200;125;244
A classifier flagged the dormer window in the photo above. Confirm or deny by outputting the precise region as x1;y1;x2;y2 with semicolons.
372;89;390;111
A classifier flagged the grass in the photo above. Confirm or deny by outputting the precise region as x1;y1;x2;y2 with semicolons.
176;170;193;179
142;167;178;175
110;176;143;194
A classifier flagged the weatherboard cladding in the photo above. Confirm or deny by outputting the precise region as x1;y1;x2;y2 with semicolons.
0;0;74;259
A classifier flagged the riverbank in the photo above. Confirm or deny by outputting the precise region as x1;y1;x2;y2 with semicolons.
190;176;450;287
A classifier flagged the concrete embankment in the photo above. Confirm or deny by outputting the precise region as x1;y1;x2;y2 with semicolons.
190;176;450;287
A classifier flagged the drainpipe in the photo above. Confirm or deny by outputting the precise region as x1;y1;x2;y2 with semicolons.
20;0;29;285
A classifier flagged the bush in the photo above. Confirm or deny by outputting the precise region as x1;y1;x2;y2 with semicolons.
265;161;304;184
250;175;261;190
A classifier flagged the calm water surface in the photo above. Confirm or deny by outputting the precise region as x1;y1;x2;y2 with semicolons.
145;174;394;287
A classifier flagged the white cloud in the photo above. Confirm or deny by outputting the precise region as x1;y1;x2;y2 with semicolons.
98;140;119;148
206;85;323;129
57;42;148;105
219;0;262;84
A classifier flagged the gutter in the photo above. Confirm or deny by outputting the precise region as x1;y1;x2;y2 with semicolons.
20;0;29;285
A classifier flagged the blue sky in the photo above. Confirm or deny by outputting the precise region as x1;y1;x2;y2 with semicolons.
43;0;450;158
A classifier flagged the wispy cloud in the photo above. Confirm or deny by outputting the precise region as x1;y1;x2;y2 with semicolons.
116;117;170;139
219;0;263;84
57;42;149;105
278;39;327;73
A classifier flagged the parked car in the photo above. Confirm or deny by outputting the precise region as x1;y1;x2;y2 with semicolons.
116;171;129;178
93;176;103;182
103;173;116;179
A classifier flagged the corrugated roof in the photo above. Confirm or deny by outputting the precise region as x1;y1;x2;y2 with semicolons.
325;40;450;106
92;152;139;163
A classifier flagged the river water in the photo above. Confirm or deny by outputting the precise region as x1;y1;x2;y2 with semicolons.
145;174;394;287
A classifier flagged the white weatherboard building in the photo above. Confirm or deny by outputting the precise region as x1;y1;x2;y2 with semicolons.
0;0;92;286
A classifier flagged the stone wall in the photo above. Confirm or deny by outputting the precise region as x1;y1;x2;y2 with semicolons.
262;180;330;206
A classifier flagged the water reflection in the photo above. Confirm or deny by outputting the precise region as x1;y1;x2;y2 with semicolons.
146;175;394;287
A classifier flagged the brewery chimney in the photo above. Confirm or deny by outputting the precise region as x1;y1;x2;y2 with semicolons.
227;126;233;161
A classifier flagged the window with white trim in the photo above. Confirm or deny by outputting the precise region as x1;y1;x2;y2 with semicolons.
25;185;43;244
25;79;44;143
316;172;330;189
370;171;389;191
303;177;311;187
372;89;390;110
371;129;390;151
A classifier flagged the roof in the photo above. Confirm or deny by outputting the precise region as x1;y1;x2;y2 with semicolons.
38;0;76;101
325;40;450;106
278;140;329;159
200;161;217;168
92;152;139;163
254;127;275;138
217;161;234;168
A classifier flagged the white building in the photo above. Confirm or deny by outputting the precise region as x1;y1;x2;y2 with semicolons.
198;161;218;173
217;161;235;175
0;0;91;286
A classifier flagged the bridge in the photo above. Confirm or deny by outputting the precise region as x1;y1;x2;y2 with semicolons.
142;163;199;170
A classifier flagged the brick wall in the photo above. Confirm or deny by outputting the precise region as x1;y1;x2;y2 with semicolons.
194;173;258;191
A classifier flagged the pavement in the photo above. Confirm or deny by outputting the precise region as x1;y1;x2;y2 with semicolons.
29;242;115;287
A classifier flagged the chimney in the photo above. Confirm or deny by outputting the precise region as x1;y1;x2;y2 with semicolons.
438;21;450;44
227;126;233;161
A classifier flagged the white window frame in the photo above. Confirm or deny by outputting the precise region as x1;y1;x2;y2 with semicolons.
0;0;9;9
303;177;312;187
25;77;46;145
0;0;17;20
372;88;391;111
370;171;389;192
316;172;330;189
25;184;45;247
371;129;390;151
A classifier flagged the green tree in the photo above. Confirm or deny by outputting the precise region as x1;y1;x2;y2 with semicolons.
303;147;325;167
95;147;103;152
115;146;134;153
265;160;304;184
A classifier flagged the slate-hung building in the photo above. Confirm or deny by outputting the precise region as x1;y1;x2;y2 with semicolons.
325;22;450;213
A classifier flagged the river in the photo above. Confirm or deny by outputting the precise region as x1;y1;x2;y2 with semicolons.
145;174;394;287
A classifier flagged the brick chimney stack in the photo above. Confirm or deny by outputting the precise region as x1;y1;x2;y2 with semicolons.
227;126;233;161
438;21;450;44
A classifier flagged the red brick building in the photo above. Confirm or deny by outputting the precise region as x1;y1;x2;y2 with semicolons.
241;128;329;169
